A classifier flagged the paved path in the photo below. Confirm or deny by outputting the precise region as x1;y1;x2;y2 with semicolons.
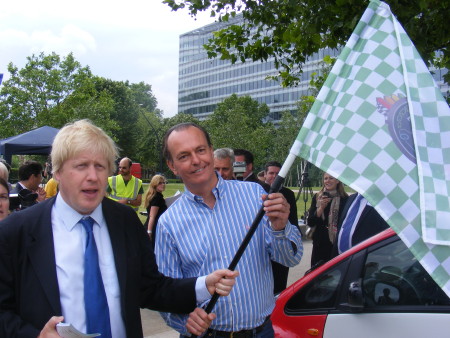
141;239;313;337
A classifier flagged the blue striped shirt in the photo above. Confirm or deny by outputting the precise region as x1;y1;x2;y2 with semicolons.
155;175;303;334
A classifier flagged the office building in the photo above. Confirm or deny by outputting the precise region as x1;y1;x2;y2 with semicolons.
178;17;448;121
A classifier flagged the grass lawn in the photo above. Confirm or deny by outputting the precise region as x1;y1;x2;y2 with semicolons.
139;182;354;224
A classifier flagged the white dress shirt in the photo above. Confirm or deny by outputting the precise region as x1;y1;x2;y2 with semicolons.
52;194;126;337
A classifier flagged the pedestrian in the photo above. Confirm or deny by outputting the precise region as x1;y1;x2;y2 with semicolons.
307;172;348;267
143;174;168;249
0;178;10;221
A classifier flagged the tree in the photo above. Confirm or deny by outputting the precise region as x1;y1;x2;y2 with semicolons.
272;57;334;186
204;94;274;170
0;52;163;167
90;78;143;160
164;0;449;86
0;52;92;137
57;77;119;136
136;111;203;174
135;109;164;169
129;81;159;116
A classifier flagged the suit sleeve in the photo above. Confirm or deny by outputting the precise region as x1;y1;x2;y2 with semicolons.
103;199;198;335
128;212;197;313
0;218;42;337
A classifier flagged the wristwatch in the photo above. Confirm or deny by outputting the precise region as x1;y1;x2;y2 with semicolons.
147;230;152;234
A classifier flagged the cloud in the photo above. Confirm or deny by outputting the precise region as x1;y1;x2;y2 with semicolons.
28;25;97;56
0;0;214;117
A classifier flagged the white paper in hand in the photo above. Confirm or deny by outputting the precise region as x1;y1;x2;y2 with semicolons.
56;323;100;338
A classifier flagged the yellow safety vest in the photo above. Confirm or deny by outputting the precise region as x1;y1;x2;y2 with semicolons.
107;175;142;212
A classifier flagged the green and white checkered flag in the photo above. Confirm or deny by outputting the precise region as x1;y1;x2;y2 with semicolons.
289;0;450;295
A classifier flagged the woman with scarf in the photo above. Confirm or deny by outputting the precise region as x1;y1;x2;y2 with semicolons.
307;173;348;267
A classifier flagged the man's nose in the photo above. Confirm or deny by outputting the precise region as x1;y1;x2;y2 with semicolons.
191;153;201;164
86;165;99;180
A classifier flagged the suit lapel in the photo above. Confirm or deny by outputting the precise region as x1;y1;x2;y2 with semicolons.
338;193;357;230
102;199;128;308
356;200;371;228
27;199;62;315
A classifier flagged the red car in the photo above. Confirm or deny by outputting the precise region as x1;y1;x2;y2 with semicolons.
271;229;450;338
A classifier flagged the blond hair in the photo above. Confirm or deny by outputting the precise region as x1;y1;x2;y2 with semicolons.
144;175;166;208
0;162;8;182
51;119;119;175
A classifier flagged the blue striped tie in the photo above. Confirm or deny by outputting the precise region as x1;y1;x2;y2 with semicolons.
80;217;112;338
339;194;363;253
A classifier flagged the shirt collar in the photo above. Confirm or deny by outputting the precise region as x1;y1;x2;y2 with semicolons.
184;173;225;204
54;193;105;231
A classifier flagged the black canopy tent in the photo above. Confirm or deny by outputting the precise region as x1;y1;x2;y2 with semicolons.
0;126;59;164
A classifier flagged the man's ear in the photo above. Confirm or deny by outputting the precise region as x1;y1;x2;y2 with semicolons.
166;160;178;176
53;171;60;183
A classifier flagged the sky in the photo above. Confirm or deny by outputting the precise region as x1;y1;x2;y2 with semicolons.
0;0;215;117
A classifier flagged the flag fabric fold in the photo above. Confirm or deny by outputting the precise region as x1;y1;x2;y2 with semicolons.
290;0;450;295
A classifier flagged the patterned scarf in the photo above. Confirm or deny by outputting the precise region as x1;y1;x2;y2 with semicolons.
317;190;340;243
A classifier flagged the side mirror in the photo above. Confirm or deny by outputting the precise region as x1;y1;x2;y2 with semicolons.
339;279;364;313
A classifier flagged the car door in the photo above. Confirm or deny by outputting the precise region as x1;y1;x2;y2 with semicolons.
276;257;352;337
323;237;450;338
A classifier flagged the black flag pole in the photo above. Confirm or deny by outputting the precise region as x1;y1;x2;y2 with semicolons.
191;154;298;338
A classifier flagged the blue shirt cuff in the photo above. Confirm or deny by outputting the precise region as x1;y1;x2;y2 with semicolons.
268;220;291;237
195;276;211;304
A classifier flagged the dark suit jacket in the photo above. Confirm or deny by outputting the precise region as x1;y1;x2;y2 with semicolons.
0;197;197;337
260;181;299;293
331;193;389;257
243;172;259;183
259;182;298;230
10;183;24;194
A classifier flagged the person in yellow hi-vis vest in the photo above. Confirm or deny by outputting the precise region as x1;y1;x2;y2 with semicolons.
107;157;143;212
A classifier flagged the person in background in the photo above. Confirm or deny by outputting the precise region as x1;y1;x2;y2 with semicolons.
233;148;258;182
107;157;143;212
143;175;168;249
0;162;12;192
257;170;265;183
332;192;389;257
0;162;8;182
44;158;58;199
263;160;300;294
0;178;10;221
43;157;52;181
213;148;235;180
10;160;46;207
45;177;59;199
307;172;348;267
0;120;238;337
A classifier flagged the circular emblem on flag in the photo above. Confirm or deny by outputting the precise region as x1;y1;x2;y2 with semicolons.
376;94;416;163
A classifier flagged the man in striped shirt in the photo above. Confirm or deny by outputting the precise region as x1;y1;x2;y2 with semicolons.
155;123;303;337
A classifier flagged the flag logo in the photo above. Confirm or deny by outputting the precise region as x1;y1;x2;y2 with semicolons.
377;94;415;162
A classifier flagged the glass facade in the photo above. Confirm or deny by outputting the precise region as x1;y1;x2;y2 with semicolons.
178;17;448;121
